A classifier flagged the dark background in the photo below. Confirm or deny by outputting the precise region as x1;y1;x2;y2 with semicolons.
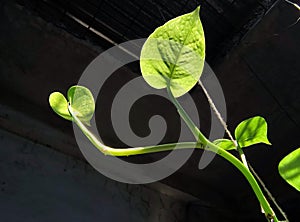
0;0;300;221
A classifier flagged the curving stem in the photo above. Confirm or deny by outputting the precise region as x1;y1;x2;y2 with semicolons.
68;87;279;222
166;86;278;222
68;105;204;156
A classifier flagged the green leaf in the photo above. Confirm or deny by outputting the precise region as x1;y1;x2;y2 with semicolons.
213;139;236;150
67;85;95;125
235;116;271;148
49;92;72;121
49;86;95;125
278;148;300;191
140;6;205;98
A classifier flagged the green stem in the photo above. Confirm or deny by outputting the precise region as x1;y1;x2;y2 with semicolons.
68;91;278;221
166;87;207;144
166;86;278;222
210;142;276;221
249;164;289;222
68;105;203;156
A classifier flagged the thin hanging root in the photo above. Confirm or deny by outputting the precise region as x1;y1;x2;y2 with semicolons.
249;164;289;222
284;0;300;28
198;80;236;143
285;0;300;11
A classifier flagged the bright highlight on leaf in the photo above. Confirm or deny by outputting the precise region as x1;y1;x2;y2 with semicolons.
235;116;271;148
213;139;236;150
279;148;300;192
49;85;95;125
140;6;205;98
49;92;72;121
67;86;95;125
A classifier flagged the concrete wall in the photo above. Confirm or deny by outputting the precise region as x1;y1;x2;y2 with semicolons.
0;122;190;222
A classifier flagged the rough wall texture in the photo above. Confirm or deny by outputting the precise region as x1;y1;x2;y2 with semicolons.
0;126;190;222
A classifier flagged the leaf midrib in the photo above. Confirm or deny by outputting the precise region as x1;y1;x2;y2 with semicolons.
168;14;197;83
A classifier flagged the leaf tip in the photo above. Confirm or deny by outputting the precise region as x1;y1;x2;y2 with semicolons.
194;6;201;17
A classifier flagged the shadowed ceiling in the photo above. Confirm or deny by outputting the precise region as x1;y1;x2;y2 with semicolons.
16;0;276;61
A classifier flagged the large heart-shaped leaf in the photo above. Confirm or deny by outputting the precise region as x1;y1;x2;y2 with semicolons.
140;6;205;98
235;116;271;148
49;85;95;125
278;148;300;191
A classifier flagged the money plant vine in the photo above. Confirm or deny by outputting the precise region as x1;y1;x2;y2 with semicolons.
49;6;299;222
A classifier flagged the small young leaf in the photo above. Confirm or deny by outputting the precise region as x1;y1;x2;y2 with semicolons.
278;148;300;191
213;139;236;150
67;85;95;125
140;6;205;97
235;116;271;148
49;86;95;125
49;92;72;121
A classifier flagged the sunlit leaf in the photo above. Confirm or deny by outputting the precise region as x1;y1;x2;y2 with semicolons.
67;85;95;125
140;6;205;97
235;116;271;148
49;86;95;125
49;92;72;121
278;148;300;191
213;139;236;150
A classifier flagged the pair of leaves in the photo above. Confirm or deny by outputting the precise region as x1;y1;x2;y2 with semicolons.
214;116;271;150
139;9;270;150
213;116;300;193
140;6;205;98
49;85;95;125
